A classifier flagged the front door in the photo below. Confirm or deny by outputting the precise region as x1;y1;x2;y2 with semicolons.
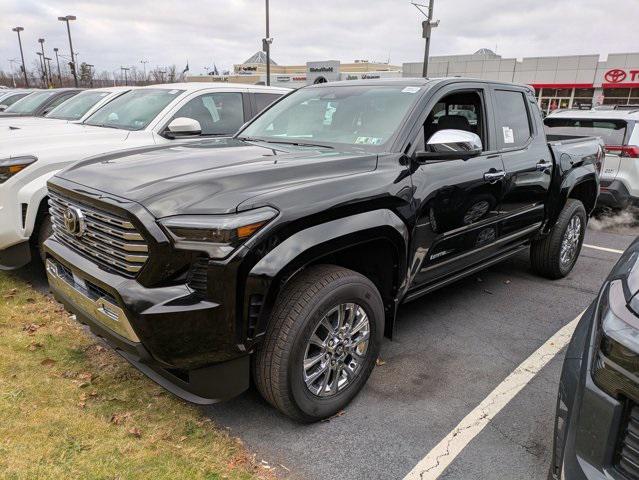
406;84;508;291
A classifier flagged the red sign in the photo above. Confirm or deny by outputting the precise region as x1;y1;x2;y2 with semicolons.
604;68;639;83
605;69;627;83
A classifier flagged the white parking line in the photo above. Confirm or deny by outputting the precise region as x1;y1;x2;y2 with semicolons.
583;244;624;254
402;312;584;480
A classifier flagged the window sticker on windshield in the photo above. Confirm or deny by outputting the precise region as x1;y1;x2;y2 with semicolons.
168;89;179;95
502;126;514;144
401;86;421;94
355;136;382;145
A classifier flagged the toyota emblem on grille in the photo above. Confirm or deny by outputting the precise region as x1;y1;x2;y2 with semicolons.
63;206;86;237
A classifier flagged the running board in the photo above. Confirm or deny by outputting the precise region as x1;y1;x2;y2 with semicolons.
402;245;528;304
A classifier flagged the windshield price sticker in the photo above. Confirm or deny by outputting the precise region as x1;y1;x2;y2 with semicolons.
355;136;383;145
401;86;421;94
502;126;514;144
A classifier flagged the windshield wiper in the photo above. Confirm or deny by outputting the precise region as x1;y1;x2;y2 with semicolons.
237;136;332;149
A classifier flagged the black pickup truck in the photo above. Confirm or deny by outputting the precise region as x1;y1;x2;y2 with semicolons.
44;78;604;422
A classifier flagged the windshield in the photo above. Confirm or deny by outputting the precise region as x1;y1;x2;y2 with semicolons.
45;90;110;120
4;90;57;114
84;88;184;130
0;92;29;107
544;117;627;146
240;85;422;149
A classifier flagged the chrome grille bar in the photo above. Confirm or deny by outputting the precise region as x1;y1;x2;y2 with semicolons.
48;190;149;276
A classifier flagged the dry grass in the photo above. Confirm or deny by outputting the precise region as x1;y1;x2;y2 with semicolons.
0;272;271;480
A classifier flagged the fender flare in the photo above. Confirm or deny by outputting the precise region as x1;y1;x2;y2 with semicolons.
243;209;409;343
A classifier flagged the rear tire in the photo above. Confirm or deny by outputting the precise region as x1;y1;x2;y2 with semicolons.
531;199;586;279
253;265;384;422
36;214;53;264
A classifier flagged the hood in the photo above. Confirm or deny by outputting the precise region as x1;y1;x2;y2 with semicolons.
0;124;130;157
0;117;67;132
56;138;378;217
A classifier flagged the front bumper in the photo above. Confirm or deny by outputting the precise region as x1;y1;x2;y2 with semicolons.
44;237;249;404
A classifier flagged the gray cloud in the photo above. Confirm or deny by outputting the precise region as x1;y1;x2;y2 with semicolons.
0;0;636;76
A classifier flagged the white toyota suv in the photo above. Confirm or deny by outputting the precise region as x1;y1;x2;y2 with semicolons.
0;82;290;269
545;107;639;209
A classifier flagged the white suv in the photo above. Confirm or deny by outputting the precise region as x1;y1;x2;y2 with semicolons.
0;83;290;269
545;108;639;209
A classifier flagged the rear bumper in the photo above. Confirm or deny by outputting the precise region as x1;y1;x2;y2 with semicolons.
44;238;250;404
597;180;635;209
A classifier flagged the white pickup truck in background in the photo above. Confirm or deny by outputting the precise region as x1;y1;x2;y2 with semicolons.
0;82;290;269
545;107;639;209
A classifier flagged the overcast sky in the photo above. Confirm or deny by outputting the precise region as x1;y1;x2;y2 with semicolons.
0;0;637;76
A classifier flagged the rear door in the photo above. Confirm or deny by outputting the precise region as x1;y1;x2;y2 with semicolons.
251;91;284;117
492;86;551;236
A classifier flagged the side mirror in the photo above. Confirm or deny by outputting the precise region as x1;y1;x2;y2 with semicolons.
0;105;7;112
415;129;483;162
165;117;202;138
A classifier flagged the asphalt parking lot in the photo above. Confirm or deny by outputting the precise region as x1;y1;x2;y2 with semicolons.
17;217;638;480
203;221;638;480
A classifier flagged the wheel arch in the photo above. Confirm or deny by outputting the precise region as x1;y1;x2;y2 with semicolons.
243;210;409;345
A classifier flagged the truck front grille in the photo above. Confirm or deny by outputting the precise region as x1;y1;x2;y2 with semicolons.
48;190;149;277
618;404;639;480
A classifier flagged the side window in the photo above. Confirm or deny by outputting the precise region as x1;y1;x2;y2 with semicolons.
254;93;281;114
44;93;74;113
494;90;532;149
172;92;244;135
422;90;486;149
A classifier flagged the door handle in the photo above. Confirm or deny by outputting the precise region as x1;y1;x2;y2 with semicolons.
536;160;553;171
483;170;506;183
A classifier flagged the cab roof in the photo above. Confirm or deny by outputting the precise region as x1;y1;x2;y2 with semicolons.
547;109;639;121
137;82;290;93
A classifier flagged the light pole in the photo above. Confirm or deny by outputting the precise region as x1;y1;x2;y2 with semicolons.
36;52;46;87
140;59;148;84
412;0;439;77
45;57;53;87
262;0;273;86
12;27;28;87
38;38;50;86
58;15;78;87
120;66;130;86
53;47;62;86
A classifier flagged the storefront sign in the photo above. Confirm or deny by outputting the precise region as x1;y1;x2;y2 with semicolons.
310;66;333;73
362;74;380;79
604;68;639;83
292;76;307;82
276;76;291;82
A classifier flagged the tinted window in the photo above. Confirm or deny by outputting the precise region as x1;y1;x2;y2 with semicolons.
494;90;532;149
4;90;58;114
241;85;422;149
254;93;281;113
0;92;29;107
170;92;244;136
84;88;184;131
46;90;110;120
42;93;78;115
544;118;627;146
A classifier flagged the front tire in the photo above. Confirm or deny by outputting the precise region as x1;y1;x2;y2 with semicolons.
36;214;53;264
531;199;586;279
253;265;384;422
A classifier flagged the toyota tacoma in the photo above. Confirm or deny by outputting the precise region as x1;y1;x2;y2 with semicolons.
45;78;604;422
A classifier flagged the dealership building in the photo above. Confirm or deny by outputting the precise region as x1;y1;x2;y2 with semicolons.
403;49;639;114
186;51;401;87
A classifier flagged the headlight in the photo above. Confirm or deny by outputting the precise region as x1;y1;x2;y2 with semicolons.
0;156;37;183
592;279;639;400
159;207;278;259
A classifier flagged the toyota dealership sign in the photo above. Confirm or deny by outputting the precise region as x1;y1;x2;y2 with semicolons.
604;68;639;84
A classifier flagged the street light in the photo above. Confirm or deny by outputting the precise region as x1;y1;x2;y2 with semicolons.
412;1;439;77
45;57;53;87
11;27;28;87
120;66;130;86
38;38;49;86
140;59;149;83
58;15;78;87
53;47;62;86
263;0;273;86
85;63;94;87
36;52;46;87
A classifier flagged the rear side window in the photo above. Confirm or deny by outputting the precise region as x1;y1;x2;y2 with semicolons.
171;92;244;136
544;118;627;146
494;90;532;149
254;93;281;113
